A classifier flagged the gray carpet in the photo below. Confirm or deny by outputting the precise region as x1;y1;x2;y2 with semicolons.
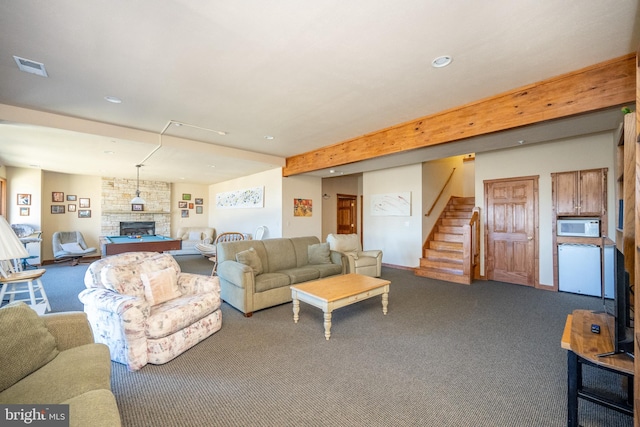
36;256;631;427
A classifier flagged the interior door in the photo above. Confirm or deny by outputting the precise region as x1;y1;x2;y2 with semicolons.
485;177;538;287
337;194;357;234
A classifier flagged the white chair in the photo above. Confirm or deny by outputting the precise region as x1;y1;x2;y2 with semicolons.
254;226;267;240
0;268;50;314
326;233;383;277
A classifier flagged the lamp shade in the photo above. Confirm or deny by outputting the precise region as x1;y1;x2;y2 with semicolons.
130;195;146;204
0;216;29;260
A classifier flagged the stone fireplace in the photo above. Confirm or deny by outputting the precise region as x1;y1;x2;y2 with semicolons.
120;221;156;235
101;178;171;236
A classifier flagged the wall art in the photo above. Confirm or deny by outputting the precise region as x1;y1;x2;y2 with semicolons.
17;194;31;205
294;198;312;217
51;205;65;214
78;209;91;218
370;192;411;216
20;207;29;216
216;186;264;209
52;192;64;202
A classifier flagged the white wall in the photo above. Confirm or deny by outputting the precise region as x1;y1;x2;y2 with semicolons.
475;132;616;287
171;182;211;236
363;164;423;267
209;168;283;239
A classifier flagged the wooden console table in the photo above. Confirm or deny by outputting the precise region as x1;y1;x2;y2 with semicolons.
561;309;634;426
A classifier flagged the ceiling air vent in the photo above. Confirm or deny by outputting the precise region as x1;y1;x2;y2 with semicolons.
13;56;48;77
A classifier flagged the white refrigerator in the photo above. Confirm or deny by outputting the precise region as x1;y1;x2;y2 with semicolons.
558;243;613;297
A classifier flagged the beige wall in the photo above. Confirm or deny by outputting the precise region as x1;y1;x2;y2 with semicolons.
321;174;361;240
171;182;211;237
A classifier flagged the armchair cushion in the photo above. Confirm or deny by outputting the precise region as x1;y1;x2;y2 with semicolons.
0;302;59;392
236;247;263;275
188;231;202;241
141;268;182;306
61;242;84;252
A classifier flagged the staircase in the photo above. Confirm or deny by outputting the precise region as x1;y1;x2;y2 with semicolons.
415;196;478;285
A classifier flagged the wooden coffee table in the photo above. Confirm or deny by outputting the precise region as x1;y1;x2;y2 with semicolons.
290;273;390;340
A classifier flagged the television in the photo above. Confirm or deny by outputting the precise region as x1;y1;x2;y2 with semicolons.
600;247;634;357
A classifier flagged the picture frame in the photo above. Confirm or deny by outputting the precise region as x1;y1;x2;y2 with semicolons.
189;203;194;209
17;194;31;205
131;203;144;211
78;209;91;218
178;201;188;209
182;193;191;201
68;204;77;212
196;206;203;214
181;209;189;218
66;195;77;201
52;192;64;202
79;198;90;208
20;207;29;216
195;198;203;205
51;205;65;214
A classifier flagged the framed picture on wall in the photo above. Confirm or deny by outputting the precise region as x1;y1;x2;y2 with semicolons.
52;192;64;202
79;198;90;208
68;204;77;212
178;201;188;208
196;206;203;214
51;205;65;214
131;204;143;211
181;209;189;218
78;209;91;218
195;198;203;205
20;207;29;216
182;193;191;201
66;195;77;201
17;194;31;205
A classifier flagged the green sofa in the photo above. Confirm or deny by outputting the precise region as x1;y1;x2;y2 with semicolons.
0;302;121;427
216;236;344;316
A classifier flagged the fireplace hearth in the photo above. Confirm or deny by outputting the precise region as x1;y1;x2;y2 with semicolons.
120;221;155;236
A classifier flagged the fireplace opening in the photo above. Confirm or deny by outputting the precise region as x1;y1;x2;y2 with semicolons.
120;221;155;236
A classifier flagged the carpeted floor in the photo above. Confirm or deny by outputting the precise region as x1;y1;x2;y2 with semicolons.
37;256;632;427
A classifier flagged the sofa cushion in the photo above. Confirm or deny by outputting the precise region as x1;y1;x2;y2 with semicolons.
0;302;59;393
312;263;344;278
279;267;320;284
255;272;292;293
308;242;331;264
236;247;263;275
0;343;111;404
141;268;182;306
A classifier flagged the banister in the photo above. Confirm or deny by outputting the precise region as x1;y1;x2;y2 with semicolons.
425;168;456;217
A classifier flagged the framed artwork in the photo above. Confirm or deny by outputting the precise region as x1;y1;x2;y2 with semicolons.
51;205;65;214
178;201;188;208
181;209;189;218
79;198;90;208
182;193;191;201
196;206;203;214
370;192;411;216
68;204;77;212
78;209;91;218
17;194;31;205
195;198;203;205
52;192;64;202
66;195;77;201
20;207;29;216
131;203;144;211
293;198;313;217
189;203;194;209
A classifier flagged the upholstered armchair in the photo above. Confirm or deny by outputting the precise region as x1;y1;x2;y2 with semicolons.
78;251;222;371
52;231;97;265
326;233;383;277
174;227;215;255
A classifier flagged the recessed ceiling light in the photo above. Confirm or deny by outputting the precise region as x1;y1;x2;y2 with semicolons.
431;55;452;68
103;150;115;154
264;135;274;140
104;96;122;104
518;140;525;145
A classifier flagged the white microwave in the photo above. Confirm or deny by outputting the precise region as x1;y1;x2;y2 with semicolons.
557;218;600;237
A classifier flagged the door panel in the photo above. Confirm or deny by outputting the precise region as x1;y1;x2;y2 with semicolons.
337;195;357;234
486;178;537;287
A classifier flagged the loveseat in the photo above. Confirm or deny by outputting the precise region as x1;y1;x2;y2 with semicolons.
0;302;121;427
171;226;216;255
79;251;222;371
216;236;344;316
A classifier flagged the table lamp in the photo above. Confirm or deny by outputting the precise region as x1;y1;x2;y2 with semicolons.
0;216;29;278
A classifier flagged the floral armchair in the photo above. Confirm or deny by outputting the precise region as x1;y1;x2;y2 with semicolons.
78;251;222;371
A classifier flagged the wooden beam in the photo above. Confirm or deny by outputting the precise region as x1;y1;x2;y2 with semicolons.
284;53;636;177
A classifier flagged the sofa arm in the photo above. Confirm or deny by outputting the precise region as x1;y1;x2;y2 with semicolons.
359;249;382;260
329;250;347;274
78;288;150;317
42;312;94;351
217;260;254;289
178;272;220;294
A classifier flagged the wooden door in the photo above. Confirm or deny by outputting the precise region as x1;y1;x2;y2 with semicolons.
485;177;538;287
337;194;357;234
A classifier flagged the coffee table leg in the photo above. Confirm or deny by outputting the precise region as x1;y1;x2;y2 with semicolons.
323;310;332;340
292;298;300;323
382;291;388;315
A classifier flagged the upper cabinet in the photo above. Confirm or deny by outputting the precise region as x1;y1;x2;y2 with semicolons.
552;168;607;217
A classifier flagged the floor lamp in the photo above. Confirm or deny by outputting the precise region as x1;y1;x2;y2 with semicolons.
0;216;29;278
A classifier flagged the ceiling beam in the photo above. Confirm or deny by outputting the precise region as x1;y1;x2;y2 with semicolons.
283;53;636;177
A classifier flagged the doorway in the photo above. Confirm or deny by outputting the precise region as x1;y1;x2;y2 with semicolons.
336;194;357;235
484;176;539;287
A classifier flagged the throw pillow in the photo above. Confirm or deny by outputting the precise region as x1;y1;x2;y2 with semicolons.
141;268;182;306
60;242;84;252
236;247;263;275
0;302;59;392
188;231;202;241
308;242;331;264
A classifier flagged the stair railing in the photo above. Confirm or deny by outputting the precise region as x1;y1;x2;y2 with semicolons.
425;168;456;217
462;207;480;281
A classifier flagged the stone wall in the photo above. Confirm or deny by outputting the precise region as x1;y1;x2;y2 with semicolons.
101;177;171;236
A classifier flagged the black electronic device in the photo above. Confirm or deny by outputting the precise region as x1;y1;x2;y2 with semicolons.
600;247;634;358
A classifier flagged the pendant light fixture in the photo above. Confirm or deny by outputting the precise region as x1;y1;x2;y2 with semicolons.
130;164;146;204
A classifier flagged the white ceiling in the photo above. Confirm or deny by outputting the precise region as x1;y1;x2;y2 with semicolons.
0;1;638;184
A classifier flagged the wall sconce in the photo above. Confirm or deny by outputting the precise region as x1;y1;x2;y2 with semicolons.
322;194;330;199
